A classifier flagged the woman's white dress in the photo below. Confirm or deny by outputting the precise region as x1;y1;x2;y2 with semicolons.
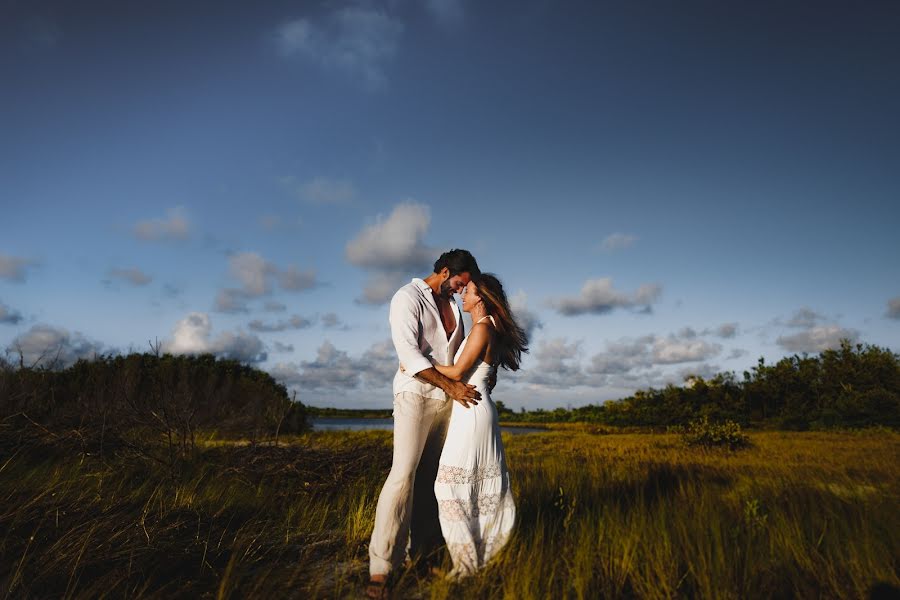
434;315;516;577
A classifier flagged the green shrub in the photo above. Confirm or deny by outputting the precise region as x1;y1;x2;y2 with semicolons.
671;415;751;450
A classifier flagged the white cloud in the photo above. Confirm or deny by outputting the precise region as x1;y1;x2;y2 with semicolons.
651;336;722;364
133;206;189;241
587;330;722;375
515;338;586;388
346;203;433;271
887;296;900;320
357;272;411;305
247;315;314;333
0;301;23;325
774;306;858;353
776;325;859;354
5;324;104;368
551;278;662;316
108;267;152;286
162;312;266;363
215;252;318;311
276;6;403;90
346;202;436;304
229;252;274;296
599;232;637;252
268;339;395;391
0;254;37;282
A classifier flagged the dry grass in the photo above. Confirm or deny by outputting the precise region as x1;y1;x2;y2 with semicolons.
1;428;898;598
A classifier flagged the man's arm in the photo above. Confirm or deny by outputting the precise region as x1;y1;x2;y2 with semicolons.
390;290;480;407
414;367;481;408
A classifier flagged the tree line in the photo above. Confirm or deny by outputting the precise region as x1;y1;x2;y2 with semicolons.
0;349;308;465
495;340;900;429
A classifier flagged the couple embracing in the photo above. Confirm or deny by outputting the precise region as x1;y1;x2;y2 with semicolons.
366;249;529;597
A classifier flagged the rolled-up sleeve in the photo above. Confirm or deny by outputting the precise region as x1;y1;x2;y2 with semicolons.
389;290;433;377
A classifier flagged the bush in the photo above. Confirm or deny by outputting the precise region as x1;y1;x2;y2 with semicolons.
0;352;309;462
671;415;751;450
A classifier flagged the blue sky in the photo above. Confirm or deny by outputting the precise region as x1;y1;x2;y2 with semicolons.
2;0;899;409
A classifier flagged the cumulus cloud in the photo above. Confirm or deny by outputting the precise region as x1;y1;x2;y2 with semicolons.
357;272;412;305
5;324;105;368
777;325;859;354
0;301;24;325
215;252;317;312
517;338;586;388
551;278;662;316
887;297;900;319
509;291;543;339
108;267;152;286
0;254;37;283
229;252;274;296
247;315;314;333
269;339;395;391
346;203;436;304
346;203;434;271
651;336;722;364
599;233;637;252
133;206;189;241
275;6;403;90
775;306;858;353
588;331;722;376
162;312;266;363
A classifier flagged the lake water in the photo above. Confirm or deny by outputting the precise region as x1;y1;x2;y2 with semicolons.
310;417;547;435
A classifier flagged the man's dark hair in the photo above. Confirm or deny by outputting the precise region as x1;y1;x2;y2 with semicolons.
434;249;480;278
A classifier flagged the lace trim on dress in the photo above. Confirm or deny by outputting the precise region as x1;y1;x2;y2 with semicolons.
437;492;514;521
446;530;513;575
436;462;502;484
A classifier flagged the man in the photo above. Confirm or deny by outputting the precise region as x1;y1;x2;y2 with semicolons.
367;249;483;598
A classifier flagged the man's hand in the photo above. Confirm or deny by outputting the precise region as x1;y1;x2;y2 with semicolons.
446;380;481;409
488;370;497;393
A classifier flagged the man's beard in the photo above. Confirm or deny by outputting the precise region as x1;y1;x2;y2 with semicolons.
439;279;455;299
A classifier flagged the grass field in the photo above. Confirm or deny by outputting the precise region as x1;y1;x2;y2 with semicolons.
1;427;898;599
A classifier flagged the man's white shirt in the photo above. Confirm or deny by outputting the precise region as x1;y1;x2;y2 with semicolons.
389;278;465;400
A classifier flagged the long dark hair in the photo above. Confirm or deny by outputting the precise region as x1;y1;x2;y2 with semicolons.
472;273;528;371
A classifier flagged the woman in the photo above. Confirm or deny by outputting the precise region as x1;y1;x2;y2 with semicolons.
431;273;528;577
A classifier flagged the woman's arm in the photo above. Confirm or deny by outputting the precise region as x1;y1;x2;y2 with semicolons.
434;323;492;380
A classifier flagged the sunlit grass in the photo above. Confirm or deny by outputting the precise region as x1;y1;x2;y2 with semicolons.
1;429;898;598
